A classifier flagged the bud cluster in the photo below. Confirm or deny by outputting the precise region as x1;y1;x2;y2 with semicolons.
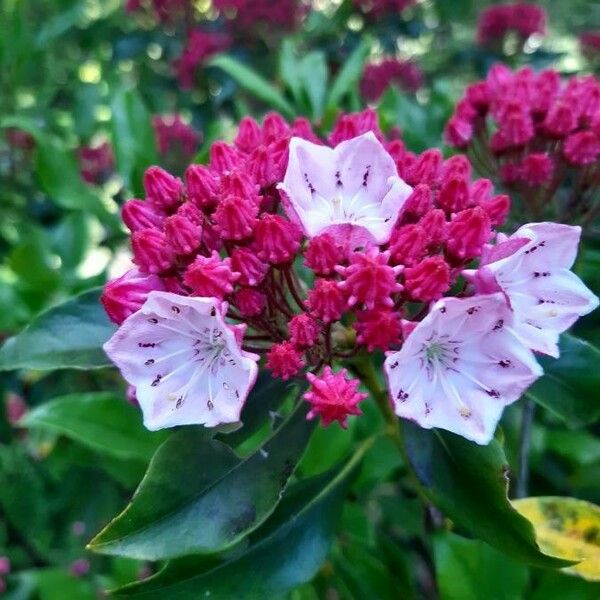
445;64;600;226
476;2;546;46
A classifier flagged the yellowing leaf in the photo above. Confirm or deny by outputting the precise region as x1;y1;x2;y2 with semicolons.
512;496;600;581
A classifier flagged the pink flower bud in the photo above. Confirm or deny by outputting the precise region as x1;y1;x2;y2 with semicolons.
465;81;490;110
255;214;301;265
233;287;266;317
480;194;510;227
444;117;474;148
307;278;346;323
0;556;11;576
5;393;28;425
563;131;600;165
355;308;402;351
234;117;262;153
229;247;269;286
248;145;277;188
213;195;259;240
291;117;321;143
407;149;442;186
500;162;521;184
304;234;344;275
266;342;303;380
289;314;320;348
446;207;491;261
470;178;493;205
121;199;165;232
438;177;471;213
143;166;182;210
531;69;560;113
337;248;402;309
101;268;166;324
132;229;175;274
184;250;239;299
519;153;554;185
404;256;450;302
262;112;290;145
164;213;202;255
498;106;534;147
389;224;427;266
418;208;447;245
403;184;433;218
185;165;220;210
304;367;366;428
210;141;240;173
441;155;472;183
220;171;258;201
544;102;578;138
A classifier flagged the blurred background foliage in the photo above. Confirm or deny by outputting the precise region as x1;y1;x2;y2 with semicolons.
1;0;600;598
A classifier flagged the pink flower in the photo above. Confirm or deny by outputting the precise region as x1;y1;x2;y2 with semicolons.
384;294;543;444
337;248;402;309
121;199;166;232
472;222;599;357
360;59;423;102
446;207;491;261
266;342;304;380
389;224;427;266
254;214;302;265
144;166;183;210
153;115;201;158
185;165;220;210
404;256;450;302
103;292;258;429
304;233;344;275
132;229;175;274
304;367;367;428
213;194;259;240
78;142;114;185
280;132;412;247
519;153;554;185
164;212;202;255
101;268;166;325
184;251;239;299
229;247;268;287
477;3;546;45
288;314;321;348
307;279;346;323
355;309;402;351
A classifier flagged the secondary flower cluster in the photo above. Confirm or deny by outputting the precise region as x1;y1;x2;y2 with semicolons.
360;58;423;102
476;2;546;46
103;109;597;444
213;0;307;32
445;64;600;226
581;31;600;60
78;142;115;185
153;115;201;159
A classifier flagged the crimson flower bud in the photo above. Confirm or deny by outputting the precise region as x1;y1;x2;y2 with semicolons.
438;177;471;213
210;141;240;172
520;153;554;185
355;309;402;351
230;247;269;286
143;166;182;210
164;212;202;255
262;112;290;144
233;287;266;317
185;165;220;210
266;342;303;380
121;199;165;232
101;268;165;324
444;117;473;148
389;224;427;266
403;184;433;218
255;214;301;264
446;207;491;261
234;117;262;153
481;194;510;227
419;209;447;245
288;314;320;348
213;195;259;240
404;256;450;302
132;229;175;274
563;131;600;165
304;233;344;275
183;250;239;299
307;279;346;323
407;149;442;186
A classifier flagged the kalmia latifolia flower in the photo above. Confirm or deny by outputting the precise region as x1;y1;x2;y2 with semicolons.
476;3;546;46
360;59;423;102
153;115;201;159
103;108;597;443
445;65;600;226
78;141;114;185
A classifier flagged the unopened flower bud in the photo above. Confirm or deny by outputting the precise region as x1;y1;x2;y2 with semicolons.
144;166;182;210
132;229;175;274
404;256;450;301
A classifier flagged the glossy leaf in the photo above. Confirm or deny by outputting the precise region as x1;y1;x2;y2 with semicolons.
527;334;600;427
434;532;528;600
20;392;166;462
89;403;314;560
111;443;366;599
0;287;116;371
209;54;295;118
279;38;304;109
402;422;569;568
299;51;328;121
513;497;600;581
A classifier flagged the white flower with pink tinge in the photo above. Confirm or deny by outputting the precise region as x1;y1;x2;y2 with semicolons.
279;132;413;247
469;222;599;358
103;291;258;431
384;294;543;444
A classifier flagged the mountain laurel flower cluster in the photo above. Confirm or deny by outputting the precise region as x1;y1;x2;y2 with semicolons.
360;59;423;102
102;109;598;444
153;115;201;159
476;2;546;46
78;141;115;185
445;64;600;227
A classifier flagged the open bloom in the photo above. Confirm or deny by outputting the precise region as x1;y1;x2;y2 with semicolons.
103;292;258;430
384;294;543;444
279;132;412;247
470;223;599;357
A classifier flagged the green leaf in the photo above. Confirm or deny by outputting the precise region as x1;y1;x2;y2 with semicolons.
531;571;600;600
326;39;371;110
402;422;570;568
89;403;314;560
111;442;367;599
527;334;600;427
209;54;295;118
110;86;157;194
20;392;167;462
279;39;304;109
0;287;116;371
434;532;529;600
299;51;328;121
